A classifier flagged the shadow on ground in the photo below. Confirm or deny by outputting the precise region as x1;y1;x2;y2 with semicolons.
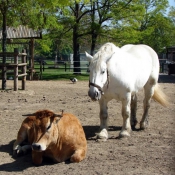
158;74;175;83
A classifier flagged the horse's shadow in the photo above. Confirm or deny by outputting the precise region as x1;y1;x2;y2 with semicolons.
83;125;123;140
158;74;175;83
83;125;141;140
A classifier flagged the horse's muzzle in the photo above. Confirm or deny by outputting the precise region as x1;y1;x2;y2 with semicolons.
88;88;102;101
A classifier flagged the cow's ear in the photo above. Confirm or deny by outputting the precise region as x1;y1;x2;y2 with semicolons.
53;113;62;124
54;116;61;124
53;110;63;124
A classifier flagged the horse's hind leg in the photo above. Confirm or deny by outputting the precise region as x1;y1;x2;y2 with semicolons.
140;81;155;130
97;98;109;141
131;94;138;130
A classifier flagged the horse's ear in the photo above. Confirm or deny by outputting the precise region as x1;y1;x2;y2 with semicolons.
85;51;93;62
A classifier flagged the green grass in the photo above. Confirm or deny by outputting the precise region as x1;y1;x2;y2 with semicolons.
41;72;89;81
34;61;90;81
0;60;90;81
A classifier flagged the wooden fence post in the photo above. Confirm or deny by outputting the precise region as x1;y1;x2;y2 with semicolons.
39;60;43;80
14;48;19;91
22;49;26;90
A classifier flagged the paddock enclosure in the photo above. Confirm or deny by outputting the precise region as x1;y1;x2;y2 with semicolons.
0;74;175;175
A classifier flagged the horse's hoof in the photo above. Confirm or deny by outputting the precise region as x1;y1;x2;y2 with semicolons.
119;130;130;138
97;128;108;141
96;137;107;142
131;120;138;130
131;125;136;131
140;122;149;130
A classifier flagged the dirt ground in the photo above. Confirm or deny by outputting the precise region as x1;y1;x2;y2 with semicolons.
0;73;175;175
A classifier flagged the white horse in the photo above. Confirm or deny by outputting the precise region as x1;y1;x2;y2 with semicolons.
85;42;168;140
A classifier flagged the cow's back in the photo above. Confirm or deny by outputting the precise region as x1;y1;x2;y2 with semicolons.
45;112;87;162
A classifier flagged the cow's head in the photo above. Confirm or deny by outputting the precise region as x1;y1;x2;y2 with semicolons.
26;110;62;152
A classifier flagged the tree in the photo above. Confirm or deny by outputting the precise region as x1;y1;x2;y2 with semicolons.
0;0;70;88
167;6;175;47
135;0;170;52
69;1;91;74
91;0;144;46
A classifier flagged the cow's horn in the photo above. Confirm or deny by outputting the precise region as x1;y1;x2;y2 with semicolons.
22;113;35;116
54;110;64;118
54;114;62;117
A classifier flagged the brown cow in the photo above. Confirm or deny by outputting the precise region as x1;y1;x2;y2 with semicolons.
13;109;87;165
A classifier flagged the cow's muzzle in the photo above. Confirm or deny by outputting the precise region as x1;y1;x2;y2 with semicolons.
32;143;45;151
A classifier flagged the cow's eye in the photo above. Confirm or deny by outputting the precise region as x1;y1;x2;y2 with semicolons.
46;124;51;131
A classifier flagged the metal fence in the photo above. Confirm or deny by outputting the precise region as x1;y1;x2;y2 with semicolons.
32;60;89;80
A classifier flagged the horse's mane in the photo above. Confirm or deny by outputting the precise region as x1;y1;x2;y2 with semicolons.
92;43;118;69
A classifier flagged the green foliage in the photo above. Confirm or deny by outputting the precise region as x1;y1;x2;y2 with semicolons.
1;0;175;60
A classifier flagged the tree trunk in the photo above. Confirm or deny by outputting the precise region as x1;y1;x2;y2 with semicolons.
90;32;98;56
73;25;81;74
90;1;96;56
73;3;81;74
2;10;7;89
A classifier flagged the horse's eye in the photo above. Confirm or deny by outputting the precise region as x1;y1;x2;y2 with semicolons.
102;70;105;74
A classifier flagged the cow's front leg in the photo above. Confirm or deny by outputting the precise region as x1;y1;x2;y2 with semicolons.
32;151;43;165
119;94;131;137
13;142;31;157
97;98;109;141
13;126;31;157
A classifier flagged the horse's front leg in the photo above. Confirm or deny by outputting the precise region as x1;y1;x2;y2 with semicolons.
119;94;132;137
97;98;109;141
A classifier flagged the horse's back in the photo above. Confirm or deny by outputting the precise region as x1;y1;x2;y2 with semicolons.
109;44;159;93
121;44;159;80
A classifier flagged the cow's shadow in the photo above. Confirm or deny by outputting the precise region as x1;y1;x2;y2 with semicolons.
0;140;35;172
0;125;138;171
0;140;62;172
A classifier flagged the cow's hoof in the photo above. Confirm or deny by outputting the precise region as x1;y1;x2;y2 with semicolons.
97;128;108;141
13;149;23;157
119;130;130;138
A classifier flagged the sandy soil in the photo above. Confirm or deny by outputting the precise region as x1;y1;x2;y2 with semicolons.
0;74;175;175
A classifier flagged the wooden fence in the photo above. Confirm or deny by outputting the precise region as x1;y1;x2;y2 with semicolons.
0;49;27;91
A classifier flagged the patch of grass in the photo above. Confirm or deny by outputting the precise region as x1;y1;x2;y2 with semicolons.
34;63;90;81
41;72;89;81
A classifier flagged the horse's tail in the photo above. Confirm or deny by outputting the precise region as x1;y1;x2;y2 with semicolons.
152;84;169;107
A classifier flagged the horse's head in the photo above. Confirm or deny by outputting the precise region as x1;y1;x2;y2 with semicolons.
85;51;113;101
